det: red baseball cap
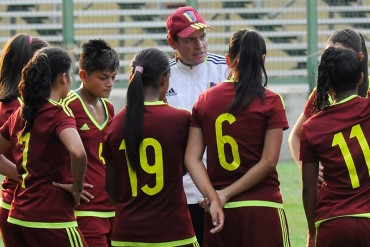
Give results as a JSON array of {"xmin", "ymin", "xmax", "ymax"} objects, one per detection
[{"xmin": 166, "ymin": 6, "xmax": 211, "ymax": 38}]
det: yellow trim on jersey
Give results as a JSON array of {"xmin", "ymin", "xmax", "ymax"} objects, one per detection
[
  {"xmin": 66, "ymin": 227, "xmax": 84, "ymax": 247},
  {"xmin": 0, "ymin": 201, "xmax": 11, "ymax": 210},
  {"xmin": 111, "ymin": 236, "xmax": 197, "ymax": 247},
  {"xmin": 74, "ymin": 210, "xmax": 115, "ymax": 218},
  {"xmin": 330, "ymin": 94, "xmax": 359, "ymax": 106},
  {"xmin": 63, "ymin": 91, "xmax": 109, "ymax": 131},
  {"xmin": 49, "ymin": 99, "xmax": 74, "ymax": 117},
  {"xmin": 224, "ymin": 200, "xmax": 284, "ymax": 209},
  {"xmin": 315, "ymin": 212, "xmax": 370, "ymax": 228},
  {"xmin": 8, "ymin": 217, "xmax": 78, "ymax": 229},
  {"xmin": 144, "ymin": 101, "xmax": 166, "ymax": 106},
  {"xmin": 16, "ymin": 96, "xmax": 23, "ymax": 105}
]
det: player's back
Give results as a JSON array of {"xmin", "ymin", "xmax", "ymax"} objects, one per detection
[
  {"xmin": 105, "ymin": 102, "xmax": 194, "ymax": 243},
  {"xmin": 301, "ymin": 95, "xmax": 370, "ymax": 221}
]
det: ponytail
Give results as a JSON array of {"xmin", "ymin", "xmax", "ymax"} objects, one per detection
[
  {"xmin": 124, "ymin": 48, "xmax": 169, "ymax": 170},
  {"xmin": 124, "ymin": 66, "xmax": 145, "ymax": 170},
  {"xmin": 227, "ymin": 29, "xmax": 267, "ymax": 112}
]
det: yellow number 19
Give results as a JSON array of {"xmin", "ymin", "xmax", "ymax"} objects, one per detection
[{"xmin": 119, "ymin": 138, "xmax": 164, "ymax": 197}]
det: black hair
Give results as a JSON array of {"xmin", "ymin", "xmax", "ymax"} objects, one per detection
[
  {"xmin": 327, "ymin": 28, "xmax": 368, "ymax": 97},
  {"xmin": 0, "ymin": 34, "xmax": 48, "ymax": 102},
  {"xmin": 78, "ymin": 39, "xmax": 119, "ymax": 74},
  {"xmin": 124, "ymin": 48, "xmax": 170, "ymax": 170},
  {"xmin": 18, "ymin": 46, "xmax": 72, "ymax": 135},
  {"xmin": 314, "ymin": 47, "xmax": 362, "ymax": 112},
  {"xmin": 227, "ymin": 29, "xmax": 267, "ymax": 112}
]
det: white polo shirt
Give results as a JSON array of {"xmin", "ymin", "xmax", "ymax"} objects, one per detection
[{"xmin": 166, "ymin": 53, "xmax": 228, "ymax": 204}]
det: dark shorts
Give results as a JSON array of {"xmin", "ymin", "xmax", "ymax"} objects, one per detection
[
  {"xmin": 0, "ymin": 206, "xmax": 15, "ymax": 247},
  {"xmin": 316, "ymin": 217, "xmax": 370, "ymax": 247},
  {"xmin": 77, "ymin": 216, "xmax": 113, "ymax": 247},
  {"xmin": 8, "ymin": 223, "xmax": 87, "ymax": 247},
  {"xmin": 203, "ymin": 206, "xmax": 290, "ymax": 247},
  {"xmin": 188, "ymin": 203, "xmax": 204, "ymax": 247}
]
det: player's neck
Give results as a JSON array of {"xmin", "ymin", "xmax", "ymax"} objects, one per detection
[
  {"xmin": 77, "ymin": 88, "xmax": 99, "ymax": 106},
  {"xmin": 333, "ymin": 89, "xmax": 359, "ymax": 103},
  {"xmin": 143, "ymin": 87, "xmax": 161, "ymax": 102}
]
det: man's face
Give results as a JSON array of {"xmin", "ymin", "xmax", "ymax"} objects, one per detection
[{"xmin": 173, "ymin": 29, "xmax": 208, "ymax": 66}]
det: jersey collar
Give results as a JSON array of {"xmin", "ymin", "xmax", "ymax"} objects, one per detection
[{"xmin": 144, "ymin": 101, "xmax": 166, "ymax": 106}]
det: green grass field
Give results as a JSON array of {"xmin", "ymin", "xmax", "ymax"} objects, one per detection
[
  {"xmin": 0, "ymin": 161, "xmax": 306, "ymax": 247},
  {"xmin": 277, "ymin": 161, "xmax": 307, "ymax": 246}
]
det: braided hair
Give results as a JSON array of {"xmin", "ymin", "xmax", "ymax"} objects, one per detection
[{"xmin": 314, "ymin": 47, "xmax": 362, "ymax": 113}]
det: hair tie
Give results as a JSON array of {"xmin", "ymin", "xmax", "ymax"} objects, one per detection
[
  {"xmin": 40, "ymin": 53, "xmax": 48, "ymax": 58},
  {"xmin": 135, "ymin": 66, "xmax": 144, "ymax": 74},
  {"xmin": 29, "ymin": 36, "xmax": 33, "ymax": 44}
]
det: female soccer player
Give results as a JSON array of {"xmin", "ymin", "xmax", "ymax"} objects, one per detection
[
  {"xmin": 103, "ymin": 48, "xmax": 223, "ymax": 247},
  {"xmin": 0, "ymin": 46, "xmax": 88, "ymax": 246},
  {"xmin": 185, "ymin": 29, "xmax": 290, "ymax": 247},
  {"xmin": 0, "ymin": 33, "xmax": 48, "ymax": 246},
  {"xmin": 62, "ymin": 39, "xmax": 119, "ymax": 247},
  {"xmin": 288, "ymin": 28, "xmax": 369, "ymax": 171},
  {"xmin": 301, "ymin": 46, "xmax": 370, "ymax": 247}
]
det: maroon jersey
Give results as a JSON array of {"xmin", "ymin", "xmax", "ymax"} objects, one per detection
[
  {"xmin": 303, "ymin": 89, "xmax": 316, "ymax": 118},
  {"xmin": 191, "ymin": 80, "xmax": 289, "ymax": 204},
  {"xmin": 300, "ymin": 95, "xmax": 370, "ymax": 223},
  {"xmin": 103, "ymin": 102, "xmax": 196, "ymax": 245},
  {"xmin": 0, "ymin": 98, "xmax": 22, "ymax": 206},
  {"xmin": 64, "ymin": 91, "xmax": 115, "ymax": 216},
  {"xmin": 0, "ymin": 100, "xmax": 78, "ymax": 228}
]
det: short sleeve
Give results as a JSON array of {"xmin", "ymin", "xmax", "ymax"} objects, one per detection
[
  {"xmin": 54, "ymin": 105, "xmax": 77, "ymax": 136},
  {"xmin": 266, "ymin": 93, "xmax": 289, "ymax": 130},
  {"xmin": 0, "ymin": 119, "xmax": 10, "ymax": 141},
  {"xmin": 299, "ymin": 124, "xmax": 319, "ymax": 162},
  {"xmin": 190, "ymin": 95, "xmax": 203, "ymax": 128},
  {"xmin": 303, "ymin": 89, "xmax": 316, "ymax": 118}
]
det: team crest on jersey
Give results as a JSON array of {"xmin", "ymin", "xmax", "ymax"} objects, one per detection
[
  {"xmin": 167, "ymin": 88, "xmax": 177, "ymax": 97},
  {"xmin": 207, "ymin": 82, "xmax": 218, "ymax": 89}
]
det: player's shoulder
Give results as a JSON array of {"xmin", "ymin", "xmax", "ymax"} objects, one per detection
[
  {"xmin": 62, "ymin": 90, "xmax": 79, "ymax": 106},
  {"xmin": 262, "ymin": 88, "xmax": 287, "ymax": 108},
  {"xmin": 48, "ymin": 99, "xmax": 75, "ymax": 118},
  {"xmin": 165, "ymin": 104, "xmax": 191, "ymax": 115}
]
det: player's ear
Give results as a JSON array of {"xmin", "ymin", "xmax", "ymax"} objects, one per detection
[
  {"xmin": 358, "ymin": 72, "xmax": 364, "ymax": 86},
  {"xmin": 225, "ymin": 53, "xmax": 231, "ymax": 67},
  {"xmin": 79, "ymin": 70, "xmax": 87, "ymax": 83},
  {"xmin": 167, "ymin": 36, "xmax": 176, "ymax": 50}
]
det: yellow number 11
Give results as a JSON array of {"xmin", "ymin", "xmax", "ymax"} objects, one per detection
[{"xmin": 332, "ymin": 124, "xmax": 370, "ymax": 188}]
